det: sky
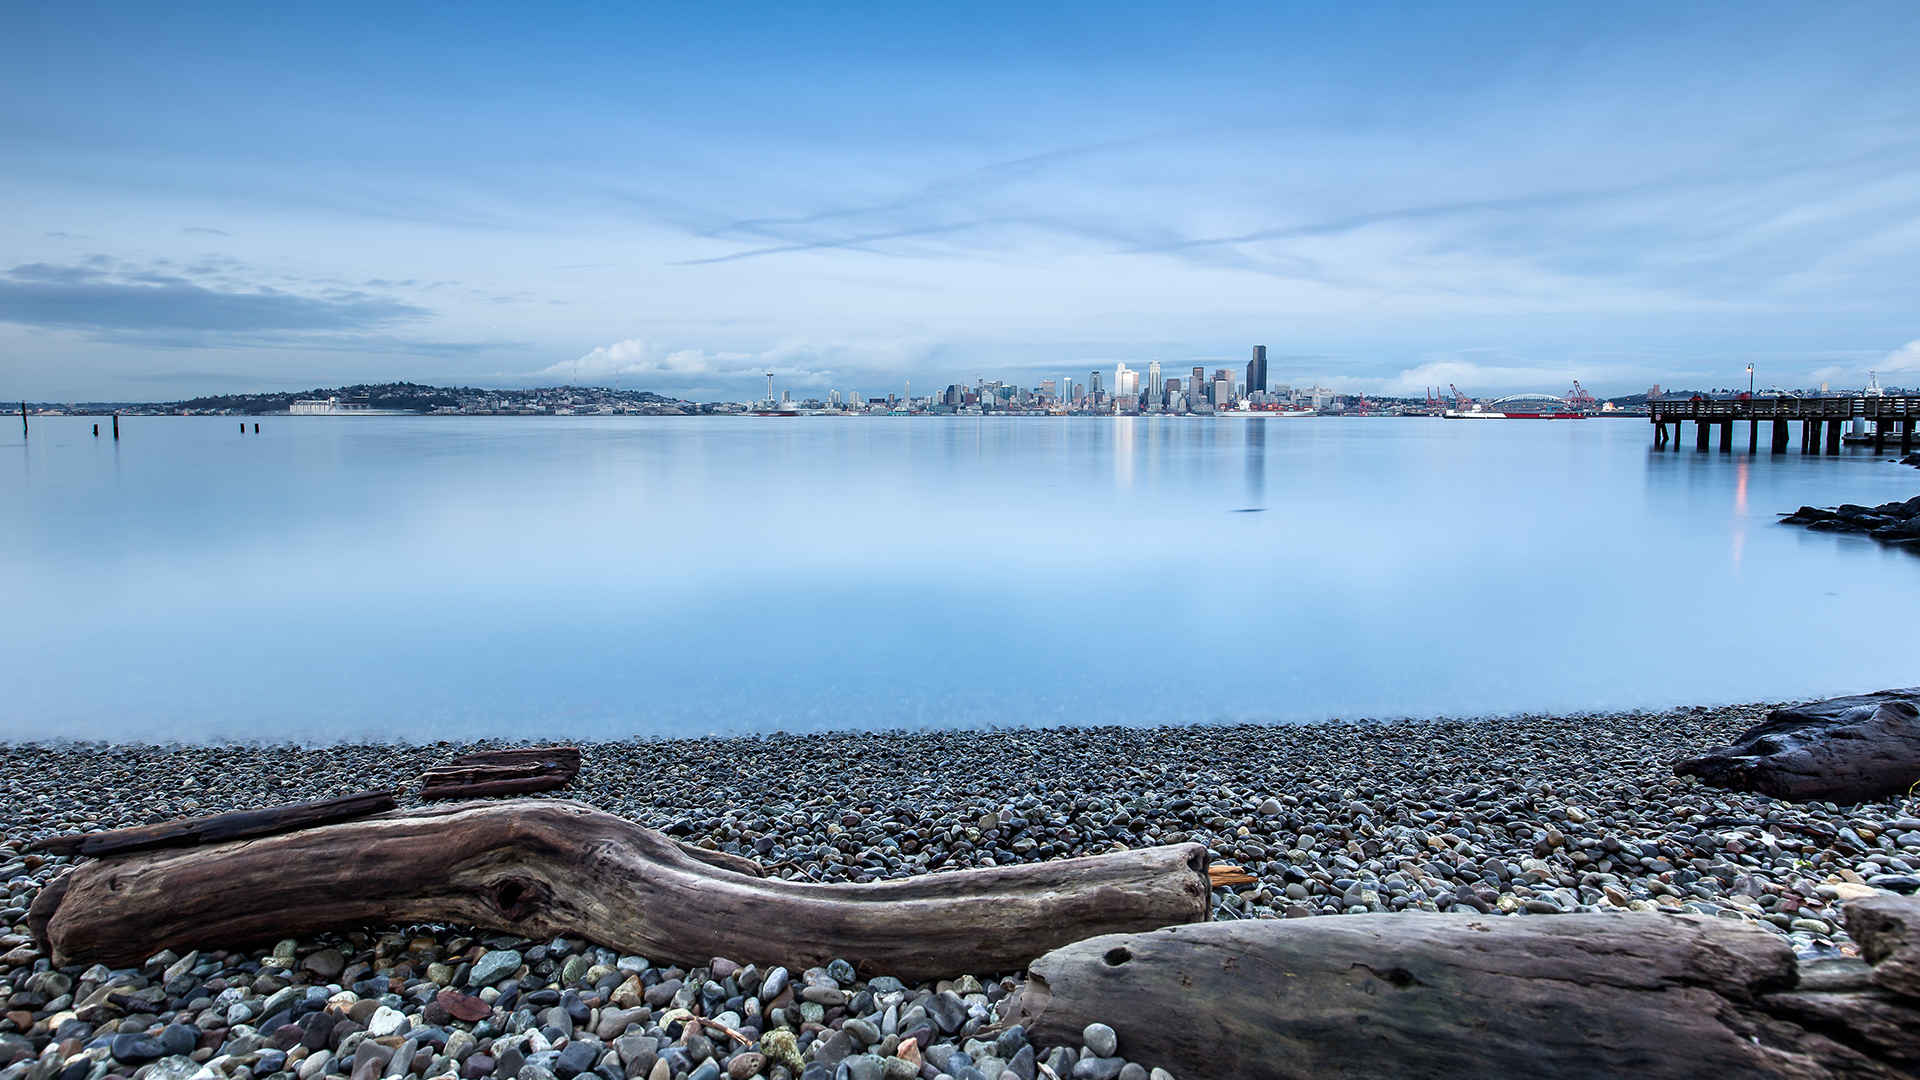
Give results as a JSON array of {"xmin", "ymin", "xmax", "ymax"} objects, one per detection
[{"xmin": 3, "ymin": 1, "xmax": 1918, "ymax": 401}]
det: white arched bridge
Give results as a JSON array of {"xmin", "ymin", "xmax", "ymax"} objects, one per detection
[{"xmin": 1484, "ymin": 393, "xmax": 1572, "ymax": 408}]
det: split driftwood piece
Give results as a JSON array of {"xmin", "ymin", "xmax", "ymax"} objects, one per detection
[
  {"xmin": 24, "ymin": 789, "xmax": 398, "ymax": 858},
  {"xmin": 418, "ymin": 746, "xmax": 581, "ymax": 799},
  {"xmin": 1674, "ymin": 688, "xmax": 1920, "ymax": 803},
  {"xmin": 448, "ymin": 746, "xmax": 583, "ymax": 771},
  {"xmin": 1002, "ymin": 903, "xmax": 1920, "ymax": 1080},
  {"xmin": 31, "ymin": 799, "xmax": 1210, "ymax": 980},
  {"xmin": 417, "ymin": 763, "xmax": 573, "ymax": 799}
]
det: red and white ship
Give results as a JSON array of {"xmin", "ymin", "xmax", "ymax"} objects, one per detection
[{"xmin": 1443, "ymin": 388, "xmax": 1590, "ymax": 420}]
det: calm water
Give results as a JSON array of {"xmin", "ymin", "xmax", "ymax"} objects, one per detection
[{"xmin": 6, "ymin": 415, "xmax": 1916, "ymax": 743}]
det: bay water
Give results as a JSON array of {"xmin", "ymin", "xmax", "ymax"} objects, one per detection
[{"xmin": 6, "ymin": 415, "xmax": 1915, "ymax": 742}]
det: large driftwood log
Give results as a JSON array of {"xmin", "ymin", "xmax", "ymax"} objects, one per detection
[
  {"xmin": 25, "ymin": 789, "xmax": 398, "ymax": 857},
  {"xmin": 31, "ymin": 799, "xmax": 1209, "ymax": 980},
  {"xmin": 1002, "ymin": 906, "xmax": 1920, "ymax": 1079},
  {"xmin": 1674, "ymin": 689, "xmax": 1920, "ymax": 803}
]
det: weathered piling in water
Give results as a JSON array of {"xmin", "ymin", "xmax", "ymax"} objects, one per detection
[
  {"xmin": 18, "ymin": 402, "xmax": 24, "ymax": 440},
  {"xmin": 112, "ymin": 413, "xmax": 119, "ymax": 439}
]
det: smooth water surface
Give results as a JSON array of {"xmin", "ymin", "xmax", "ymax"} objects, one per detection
[{"xmin": 6, "ymin": 415, "xmax": 1917, "ymax": 742}]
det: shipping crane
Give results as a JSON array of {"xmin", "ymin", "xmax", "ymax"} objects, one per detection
[
  {"xmin": 1566, "ymin": 380, "xmax": 1597, "ymax": 412},
  {"xmin": 1449, "ymin": 384, "xmax": 1470, "ymax": 411}
]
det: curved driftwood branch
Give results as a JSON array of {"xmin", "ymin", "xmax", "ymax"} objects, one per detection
[
  {"xmin": 1002, "ymin": 909, "xmax": 1920, "ymax": 1079},
  {"xmin": 32, "ymin": 799, "xmax": 1210, "ymax": 980}
]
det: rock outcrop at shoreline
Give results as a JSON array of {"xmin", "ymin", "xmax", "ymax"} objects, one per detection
[
  {"xmin": 1675, "ymin": 689, "xmax": 1920, "ymax": 804},
  {"xmin": 2, "ymin": 704, "xmax": 1918, "ymax": 1080},
  {"xmin": 1780, "ymin": 495, "xmax": 1920, "ymax": 543}
]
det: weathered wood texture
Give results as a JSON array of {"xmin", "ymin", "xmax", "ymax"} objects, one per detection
[
  {"xmin": 418, "ymin": 746, "xmax": 582, "ymax": 799},
  {"xmin": 1846, "ymin": 892, "xmax": 1920, "ymax": 998},
  {"xmin": 1002, "ymin": 910, "xmax": 1920, "ymax": 1080},
  {"xmin": 417, "ymin": 763, "xmax": 574, "ymax": 799},
  {"xmin": 447, "ymin": 746, "xmax": 583, "ymax": 771},
  {"xmin": 24, "ymin": 789, "xmax": 398, "ymax": 858},
  {"xmin": 1674, "ymin": 689, "xmax": 1920, "ymax": 803},
  {"xmin": 31, "ymin": 799, "xmax": 1210, "ymax": 980}
]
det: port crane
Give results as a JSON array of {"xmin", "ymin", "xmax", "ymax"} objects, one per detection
[
  {"xmin": 1449, "ymin": 384, "xmax": 1470, "ymax": 411},
  {"xmin": 1565, "ymin": 380, "xmax": 1598, "ymax": 412}
]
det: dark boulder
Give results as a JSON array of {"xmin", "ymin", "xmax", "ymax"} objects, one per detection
[{"xmin": 1674, "ymin": 689, "xmax": 1920, "ymax": 803}]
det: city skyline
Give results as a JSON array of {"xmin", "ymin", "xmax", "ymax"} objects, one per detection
[{"xmin": 4, "ymin": 3, "xmax": 1918, "ymax": 400}]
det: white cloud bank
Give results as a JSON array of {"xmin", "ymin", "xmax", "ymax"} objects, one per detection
[
  {"xmin": 534, "ymin": 337, "xmax": 943, "ymax": 390},
  {"xmin": 1806, "ymin": 340, "xmax": 1920, "ymax": 387}
]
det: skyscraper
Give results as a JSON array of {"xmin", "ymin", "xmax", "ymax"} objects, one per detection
[
  {"xmin": 1246, "ymin": 345, "xmax": 1267, "ymax": 396},
  {"xmin": 1191, "ymin": 366, "xmax": 1206, "ymax": 402},
  {"xmin": 1148, "ymin": 360, "xmax": 1162, "ymax": 403},
  {"xmin": 1090, "ymin": 370, "xmax": 1103, "ymax": 400}
]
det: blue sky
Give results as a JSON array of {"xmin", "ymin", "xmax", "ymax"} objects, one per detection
[{"xmin": 3, "ymin": 1, "xmax": 1917, "ymax": 400}]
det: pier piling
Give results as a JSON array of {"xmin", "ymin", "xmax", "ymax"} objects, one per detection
[
  {"xmin": 112, "ymin": 413, "xmax": 119, "ymax": 440},
  {"xmin": 18, "ymin": 402, "xmax": 24, "ymax": 440},
  {"xmin": 1695, "ymin": 420, "xmax": 1711, "ymax": 451},
  {"xmin": 1826, "ymin": 419, "xmax": 1843, "ymax": 454},
  {"xmin": 1772, "ymin": 418, "xmax": 1789, "ymax": 453},
  {"xmin": 1748, "ymin": 418, "xmax": 1757, "ymax": 453},
  {"xmin": 1906, "ymin": 421, "xmax": 1915, "ymax": 454},
  {"xmin": 1718, "ymin": 419, "xmax": 1732, "ymax": 452}
]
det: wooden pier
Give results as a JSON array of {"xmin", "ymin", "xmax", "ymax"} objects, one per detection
[{"xmin": 1647, "ymin": 395, "xmax": 1920, "ymax": 454}]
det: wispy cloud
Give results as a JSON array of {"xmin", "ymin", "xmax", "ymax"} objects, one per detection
[{"xmin": 182, "ymin": 226, "xmax": 231, "ymax": 236}]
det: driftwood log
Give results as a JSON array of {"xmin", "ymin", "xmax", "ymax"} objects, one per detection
[
  {"xmin": 448, "ymin": 746, "xmax": 583, "ymax": 771},
  {"xmin": 419, "ymin": 746, "xmax": 581, "ymax": 799},
  {"xmin": 1674, "ymin": 689, "xmax": 1920, "ymax": 803},
  {"xmin": 1003, "ymin": 900, "xmax": 1920, "ymax": 1080},
  {"xmin": 30, "ymin": 799, "xmax": 1209, "ymax": 980},
  {"xmin": 24, "ymin": 789, "xmax": 397, "ymax": 858}
]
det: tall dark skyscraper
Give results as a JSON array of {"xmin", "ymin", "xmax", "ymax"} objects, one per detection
[{"xmin": 1246, "ymin": 345, "xmax": 1268, "ymax": 396}]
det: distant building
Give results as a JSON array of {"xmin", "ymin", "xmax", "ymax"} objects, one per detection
[
  {"xmin": 1148, "ymin": 360, "xmax": 1162, "ymax": 403},
  {"xmin": 1213, "ymin": 376, "xmax": 1232, "ymax": 408},
  {"xmin": 1090, "ymin": 370, "xmax": 1104, "ymax": 401},
  {"xmin": 1246, "ymin": 345, "xmax": 1267, "ymax": 396}
]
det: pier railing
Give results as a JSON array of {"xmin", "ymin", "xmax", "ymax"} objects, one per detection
[
  {"xmin": 1647, "ymin": 396, "xmax": 1920, "ymax": 421},
  {"xmin": 1647, "ymin": 394, "xmax": 1920, "ymax": 453}
]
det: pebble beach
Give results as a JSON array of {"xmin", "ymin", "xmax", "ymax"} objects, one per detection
[{"xmin": 4, "ymin": 702, "xmax": 1918, "ymax": 1080}]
